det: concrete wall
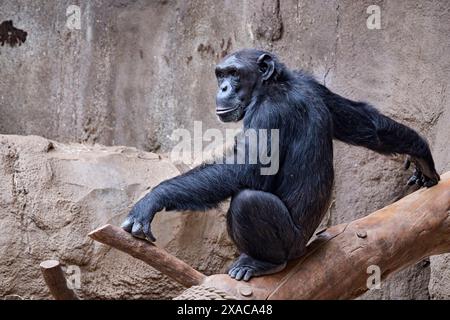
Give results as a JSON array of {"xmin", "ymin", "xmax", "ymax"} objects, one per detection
[{"xmin": 1, "ymin": 0, "xmax": 450, "ymax": 299}]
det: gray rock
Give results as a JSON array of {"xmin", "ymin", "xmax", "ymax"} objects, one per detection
[{"xmin": 0, "ymin": 135, "xmax": 236, "ymax": 299}]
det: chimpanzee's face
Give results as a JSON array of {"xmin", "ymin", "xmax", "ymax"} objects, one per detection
[{"xmin": 214, "ymin": 55, "xmax": 260, "ymax": 122}]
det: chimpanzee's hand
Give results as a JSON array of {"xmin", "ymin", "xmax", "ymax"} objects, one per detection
[
  {"xmin": 121, "ymin": 195, "xmax": 161, "ymax": 242},
  {"xmin": 404, "ymin": 156, "xmax": 440, "ymax": 188}
]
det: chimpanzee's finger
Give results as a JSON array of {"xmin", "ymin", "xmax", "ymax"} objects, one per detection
[
  {"xmin": 228, "ymin": 267, "xmax": 239, "ymax": 278},
  {"xmin": 404, "ymin": 157, "xmax": 411, "ymax": 170},
  {"xmin": 423, "ymin": 179, "xmax": 437, "ymax": 188},
  {"xmin": 143, "ymin": 222, "xmax": 156, "ymax": 242},
  {"xmin": 131, "ymin": 221, "xmax": 146, "ymax": 239},
  {"xmin": 235, "ymin": 268, "xmax": 246, "ymax": 281},
  {"xmin": 243, "ymin": 269, "xmax": 253, "ymax": 281},
  {"xmin": 121, "ymin": 217, "xmax": 134, "ymax": 232},
  {"xmin": 407, "ymin": 175, "xmax": 417, "ymax": 186},
  {"xmin": 416, "ymin": 177, "xmax": 424, "ymax": 187}
]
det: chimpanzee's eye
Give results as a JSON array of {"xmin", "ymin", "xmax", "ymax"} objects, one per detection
[{"xmin": 229, "ymin": 69, "xmax": 238, "ymax": 78}]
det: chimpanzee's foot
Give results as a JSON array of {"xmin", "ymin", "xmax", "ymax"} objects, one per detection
[{"xmin": 227, "ymin": 254, "xmax": 287, "ymax": 281}]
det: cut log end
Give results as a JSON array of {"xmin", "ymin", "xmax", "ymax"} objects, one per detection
[
  {"xmin": 39, "ymin": 260, "xmax": 60, "ymax": 269},
  {"xmin": 88, "ymin": 224, "xmax": 110, "ymax": 238},
  {"xmin": 39, "ymin": 260, "xmax": 79, "ymax": 300}
]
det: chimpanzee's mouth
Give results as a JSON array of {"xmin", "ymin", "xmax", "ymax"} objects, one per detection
[
  {"xmin": 216, "ymin": 104, "xmax": 246, "ymax": 123},
  {"xmin": 216, "ymin": 104, "xmax": 241, "ymax": 116}
]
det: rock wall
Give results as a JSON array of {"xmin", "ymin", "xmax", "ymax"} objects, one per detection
[
  {"xmin": 0, "ymin": 0, "xmax": 449, "ymax": 299},
  {"xmin": 0, "ymin": 135, "xmax": 236, "ymax": 299}
]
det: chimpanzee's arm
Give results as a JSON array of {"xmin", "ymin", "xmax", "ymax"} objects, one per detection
[
  {"xmin": 122, "ymin": 163, "xmax": 242, "ymax": 241},
  {"xmin": 148, "ymin": 163, "xmax": 241, "ymax": 211},
  {"xmin": 324, "ymin": 89, "xmax": 440, "ymax": 186}
]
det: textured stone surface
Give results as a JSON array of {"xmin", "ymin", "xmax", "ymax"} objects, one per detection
[
  {"xmin": 2, "ymin": 1, "xmax": 447, "ymax": 153},
  {"xmin": 0, "ymin": 0, "xmax": 450, "ymax": 299},
  {"xmin": 0, "ymin": 135, "xmax": 236, "ymax": 299}
]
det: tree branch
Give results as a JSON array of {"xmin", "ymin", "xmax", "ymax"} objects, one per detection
[{"xmin": 88, "ymin": 224, "xmax": 206, "ymax": 288}]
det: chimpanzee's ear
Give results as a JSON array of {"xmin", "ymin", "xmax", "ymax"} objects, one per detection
[{"xmin": 257, "ymin": 54, "xmax": 275, "ymax": 81}]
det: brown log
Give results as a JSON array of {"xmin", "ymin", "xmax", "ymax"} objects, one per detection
[
  {"xmin": 202, "ymin": 171, "xmax": 450, "ymax": 299},
  {"xmin": 88, "ymin": 224, "xmax": 206, "ymax": 287},
  {"xmin": 39, "ymin": 260, "xmax": 79, "ymax": 300}
]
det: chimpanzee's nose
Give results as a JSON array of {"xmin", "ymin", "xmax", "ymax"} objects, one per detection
[
  {"xmin": 217, "ymin": 81, "xmax": 232, "ymax": 106},
  {"xmin": 220, "ymin": 83, "xmax": 229, "ymax": 92}
]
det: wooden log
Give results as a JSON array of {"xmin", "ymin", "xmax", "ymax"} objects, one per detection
[
  {"xmin": 202, "ymin": 171, "xmax": 450, "ymax": 299},
  {"xmin": 39, "ymin": 260, "xmax": 79, "ymax": 300},
  {"xmin": 88, "ymin": 224, "xmax": 206, "ymax": 287}
]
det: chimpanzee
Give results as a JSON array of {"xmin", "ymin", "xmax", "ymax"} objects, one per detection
[{"xmin": 121, "ymin": 49, "xmax": 440, "ymax": 281}]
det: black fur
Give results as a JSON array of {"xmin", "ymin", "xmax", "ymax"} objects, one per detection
[{"xmin": 122, "ymin": 49, "xmax": 440, "ymax": 281}]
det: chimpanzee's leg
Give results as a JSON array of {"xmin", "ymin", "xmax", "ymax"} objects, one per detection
[{"xmin": 226, "ymin": 189, "xmax": 299, "ymax": 281}]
